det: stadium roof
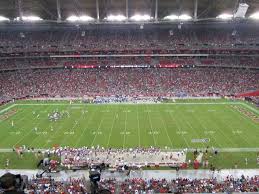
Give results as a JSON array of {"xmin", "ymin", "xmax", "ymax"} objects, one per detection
[{"xmin": 0, "ymin": 0, "xmax": 259, "ymax": 23}]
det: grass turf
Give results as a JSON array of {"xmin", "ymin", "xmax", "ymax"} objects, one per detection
[
  {"xmin": 0, "ymin": 101, "xmax": 259, "ymax": 148},
  {"xmin": 0, "ymin": 99, "xmax": 258, "ymax": 149},
  {"xmin": 0, "ymin": 152, "xmax": 258, "ymax": 169},
  {"xmin": 0, "ymin": 99, "xmax": 258, "ymax": 169}
]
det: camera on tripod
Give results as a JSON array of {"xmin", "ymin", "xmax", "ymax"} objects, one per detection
[{"xmin": 0, "ymin": 173, "xmax": 28, "ymax": 194}]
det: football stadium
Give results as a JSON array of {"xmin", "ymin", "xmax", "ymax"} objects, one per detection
[{"xmin": 0, "ymin": 0, "xmax": 259, "ymax": 193}]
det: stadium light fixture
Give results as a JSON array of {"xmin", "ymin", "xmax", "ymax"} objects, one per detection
[
  {"xmin": 106, "ymin": 14, "xmax": 127, "ymax": 21},
  {"xmin": 66, "ymin": 15, "xmax": 94, "ymax": 22},
  {"xmin": 249, "ymin": 12, "xmax": 259, "ymax": 19},
  {"xmin": 130, "ymin": 14, "xmax": 152, "ymax": 21},
  {"xmin": 0, "ymin": 16, "xmax": 10, "ymax": 21},
  {"xmin": 66, "ymin": 15, "xmax": 78, "ymax": 22},
  {"xmin": 164, "ymin": 15, "xmax": 178, "ymax": 20},
  {"xmin": 234, "ymin": 3, "xmax": 249, "ymax": 18},
  {"xmin": 15, "ymin": 16, "xmax": 43, "ymax": 21},
  {"xmin": 79, "ymin": 15, "xmax": 94, "ymax": 21},
  {"xmin": 164, "ymin": 14, "xmax": 192, "ymax": 21},
  {"xmin": 178, "ymin": 14, "xmax": 192, "ymax": 20},
  {"xmin": 216, "ymin": 13, "xmax": 233, "ymax": 20}
]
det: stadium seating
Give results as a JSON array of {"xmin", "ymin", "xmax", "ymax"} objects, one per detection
[
  {"xmin": 99, "ymin": 176, "xmax": 259, "ymax": 193},
  {"xmin": 1, "ymin": 57, "xmax": 259, "ymax": 70},
  {"xmin": 26, "ymin": 177, "xmax": 87, "ymax": 194},
  {"xmin": 0, "ymin": 68, "xmax": 258, "ymax": 104},
  {"xmin": 24, "ymin": 175, "xmax": 259, "ymax": 193},
  {"xmin": 0, "ymin": 28, "xmax": 259, "ymax": 53}
]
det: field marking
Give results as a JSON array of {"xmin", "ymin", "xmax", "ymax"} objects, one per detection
[
  {"xmin": 167, "ymin": 110, "xmax": 190, "ymax": 148},
  {"xmin": 229, "ymin": 106, "xmax": 259, "ymax": 128},
  {"xmin": 1, "ymin": 107, "xmax": 38, "ymax": 146},
  {"xmin": 14, "ymin": 102, "xmax": 245, "ymax": 106},
  {"xmin": 0, "ymin": 104, "xmax": 16, "ymax": 114},
  {"xmin": 90, "ymin": 117, "xmax": 104, "ymax": 147},
  {"xmin": 207, "ymin": 112, "xmax": 238, "ymax": 148},
  {"xmin": 14, "ymin": 101, "xmax": 258, "ymax": 112},
  {"xmin": 226, "ymin": 107, "xmax": 258, "ymax": 146},
  {"xmin": 192, "ymin": 111, "xmax": 222, "ymax": 148},
  {"xmin": 13, "ymin": 106, "xmax": 53, "ymax": 147},
  {"xmin": 58, "ymin": 109, "xmax": 86, "ymax": 146},
  {"xmin": 241, "ymin": 103, "xmax": 259, "ymax": 114},
  {"xmin": 200, "ymin": 112, "xmax": 239, "ymax": 147},
  {"xmin": 41, "ymin": 109, "xmax": 77, "ymax": 148},
  {"xmin": 1, "ymin": 101, "xmax": 257, "ymax": 149},
  {"xmin": 205, "ymin": 106, "xmax": 242, "ymax": 148},
  {"xmin": 0, "ymin": 106, "xmax": 27, "ymax": 129},
  {"xmin": 159, "ymin": 112, "xmax": 173, "ymax": 148},
  {"xmin": 106, "ymin": 112, "xmax": 117, "ymax": 147},
  {"xmin": 0, "ymin": 147, "xmax": 258, "ymax": 152},
  {"xmin": 145, "ymin": 106, "xmax": 157, "ymax": 147},
  {"xmin": 75, "ymin": 108, "xmax": 98, "ymax": 147},
  {"xmin": 0, "ymin": 107, "xmax": 29, "ymax": 146},
  {"xmin": 123, "ymin": 110, "xmax": 127, "ymax": 149},
  {"xmin": 229, "ymin": 106, "xmax": 259, "ymax": 127},
  {"xmin": 182, "ymin": 111, "xmax": 209, "ymax": 147},
  {"xmin": 136, "ymin": 106, "xmax": 141, "ymax": 147},
  {"xmin": 27, "ymin": 106, "xmax": 60, "ymax": 147}
]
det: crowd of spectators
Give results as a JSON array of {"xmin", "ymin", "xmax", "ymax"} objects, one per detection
[
  {"xmin": 4, "ymin": 175, "xmax": 256, "ymax": 193},
  {"xmin": 1, "ymin": 57, "xmax": 259, "ymax": 70},
  {"xmin": 0, "ymin": 28, "xmax": 259, "ymax": 53},
  {"xmin": 98, "ymin": 176, "xmax": 259, "ymax": 193},
  {"xmin": 1, "ymin": 172, "xmax": 258, "ymax": 194},
  {"xmin": 26, "ymin": 177, "xmax": 87, "ymax": 194},
  {"xmin": 250, "ymin": 97, "xmax": 259, "ymax": 106},
  {"xmin": 0, "ymin": 67, "xmax": 258, "ymax": 103},
  {"xmin": 54, "ymin": 146, "xmax": 185, "ymax": 168}
]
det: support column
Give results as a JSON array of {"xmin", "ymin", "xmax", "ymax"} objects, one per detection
[
  {"xmin": 17, "ymin": 0, "xmax": 23, "ymax": 21},
  {"xmin": 155, "ymin": 0, "xmax": 158, "ymax": 21},
  {"xmin": 96, "ymin": 0, "xmax": 100, "ymax": 22},
  {"xmin": 56, "ymin": 0, "xmax": 61, "ymax": 21},
  {"xmin": 194, "ymin": 0, "xmax": 198, "ymax": 20},
  {"xmin": 126, "ymin": 0, "xmax": 129, "ymax": 20}
]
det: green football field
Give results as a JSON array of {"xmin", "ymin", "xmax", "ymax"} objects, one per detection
[{"xmin": 0, "ymin": 99, "xmax": 258, "ymax": 150}]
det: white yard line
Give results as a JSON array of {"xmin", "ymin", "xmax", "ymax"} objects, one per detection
[
  {"xmin": 146, "ymin": 106, "xmax": 157, "ymax": 147},
  {"xmin": 226, "ymin": 107, "xmax": 257, "ymax": 147},
  {"xmin": 58, "ymin": 109, "xmax": 86, "ymax": 147},
  {"xmin": 2, "ymin": 107, "xmax": 27, "ymax": 125},
  {"xmin": 167, "ymin": 110, "xmax": 190, "ymax": 148},
  {"xmin": 14, "ymin": 106, "xmax": 53, "ymax": 147},
  {"xmin": 15, "ymin": 102, "xmax": 244, "ymax": 106},
  {"xmin": 229, "ymin": 106, "xmax": 259, "ymax": 128},
  {"xmin": 106, "ymin": 112, "xmax": 117, "ymax": 147},
  {"xmin": 136, "ymin": 106, "xmax": 141, "ymax": 147},
  {"xmin": 41, "ymin": 121, "xmax": 66, "ymax": 148},
  {"xmin": 90, "ymin": 117, "xmax": 104, "ymax": 147},
  {"xmin": 75, "ymin": 108, "xmax": 98, "ymax": 147},
  {"xmin": 0, "ymin": 147, "xmax": 258, "ymax": 153},
  {"xmin": 0, "ymin": 104, "xmax": 16, "ymax": 114},
  {"xmin": 2, "ymin": 101, "xmax": 257, "ymax": 149},
  {"xmin": 0, "ymin": 108, "xmax": 30, "ymax": 147},
  {"xmin": 220, "ymin": 109, "xmax": 251, "ymax": 160},
  {"xmin": 184, "ymin": 113, "xmax": 208, "ymax": 148},
  {"xmin": 241, "ymin": 103, "xmax": 259, "ymax": 114},
  {"xmin": 123, "ymin": 111, "xmax": 127, "ymax": 149},
  {"xmin": 209, "ymin": 109, "xmax": 238, "ymax": 148},
  {"xmin": 191, "ymin": 112, "xmax": 221, "ymax": 148},
  {"xmin": 159, "ymin": 112, "xmax": 173, "ymax": 147}
]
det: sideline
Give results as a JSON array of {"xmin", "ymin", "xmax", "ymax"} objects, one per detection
[
  {"xmin": 0, "ymin": 147, "xmax": 259, "ymax": 153},
  {"xmin": 4, "ymin": 101, "xmax": 257, "ymax": 114},
  {"xmin": 0, "ymin": 104, "xmax": 16, "ymax": 114},
  {"xmin": 0, "ymin": 169, "xmax": 259, "ymax": 182},
  {"xmin": 15, "ymin": 102, "xmax": 240, "ymax": 105}
]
